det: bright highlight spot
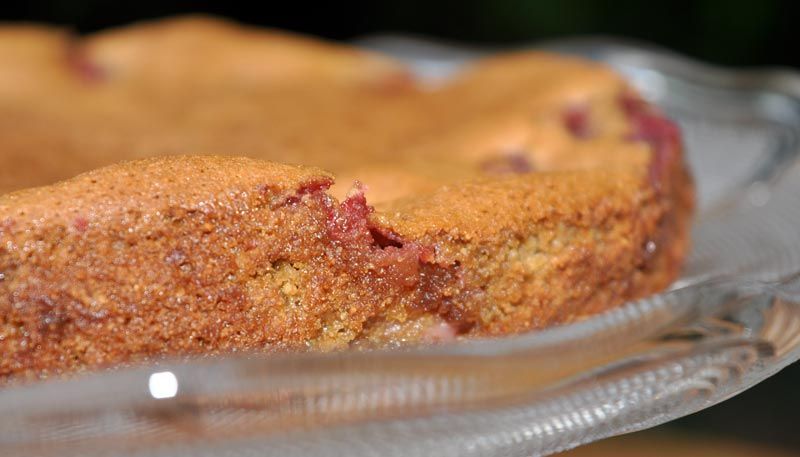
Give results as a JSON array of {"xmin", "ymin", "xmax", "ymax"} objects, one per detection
[{"xmin": 148, "ymin": 371, "xmax": 179, "ymax": 399}]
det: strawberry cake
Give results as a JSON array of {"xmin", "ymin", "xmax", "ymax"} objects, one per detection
[{"xmin": 0, "ymin": 17, "xmax": 693, "ymax": 382}]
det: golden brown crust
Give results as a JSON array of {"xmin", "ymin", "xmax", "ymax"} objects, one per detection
[
  {"xmin": 0, "ymin": 25, "xmax": 73, "ymax": 96},
  {"xmin": 0, "ymin": 16, "xmax": 694, "ymax": 382},
  {"xmin": 81, "ymin": 15, "xmax": 410, "ymax": 90},
  {"xmin": 0, "ymin": 156, "xmax": 332, "ymax": 223}
]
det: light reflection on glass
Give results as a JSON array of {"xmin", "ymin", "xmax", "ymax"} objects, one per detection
[{"xmin": 148, "ymin": 371, "xmax": 179, "ymax": 399}]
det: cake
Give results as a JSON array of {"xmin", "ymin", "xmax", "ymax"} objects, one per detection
[{"xmin": 0, "ymin": 16, "xmax": 694, "ymax": 383}]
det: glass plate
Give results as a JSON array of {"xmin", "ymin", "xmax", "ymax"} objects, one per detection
[{"xmin": 2, "ymin": 37, "xmax": 800, "ymax": 457}]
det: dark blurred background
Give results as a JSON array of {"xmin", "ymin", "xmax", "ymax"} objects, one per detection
[
  {"xmin": 3, "ymin": 0, "xmax": 799, "ymax": 453},
  {"xmin": 3, "ymin": 0, "xmax": 799, "ymax": 68}
]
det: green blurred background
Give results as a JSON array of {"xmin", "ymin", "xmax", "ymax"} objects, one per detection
[{"xmin": 3, "ymin": 0, "xmax": 799, "ymax": 453}]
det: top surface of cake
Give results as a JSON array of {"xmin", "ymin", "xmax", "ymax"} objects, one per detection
[
  {"xmin": 3, "ymin": 16, "xmax": 650, "ymax": 202},
  {"xmin": 0, "ymin": 16, "xmax": 694, "ymax": 382}
]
